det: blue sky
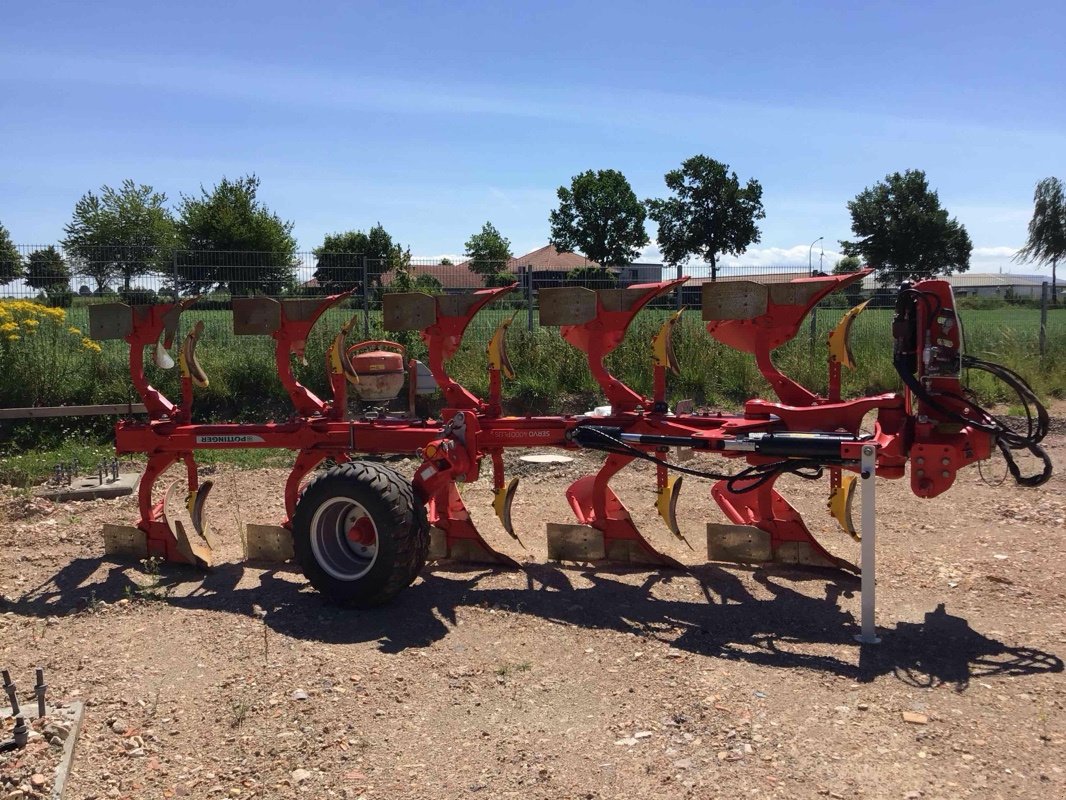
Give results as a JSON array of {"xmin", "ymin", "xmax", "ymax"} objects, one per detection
[{"xmin": 2, "ymin": 1, "xmax": 1063, "ymax": 272}]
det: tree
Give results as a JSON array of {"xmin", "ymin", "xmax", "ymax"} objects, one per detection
[
  {"xmin": 1014, "ymin": 177, "xmax": 1066, "ymax": 304},
  {"xmin": 464, "ymin": 222, "xmax": 513, "ymax": 284},
  {"xmin": 175, "ymin": 175, "xmax": 297, "ymax": 296},
  {"xmin": 313, "ymin": 225, "xmax": 408, "ymax": 292},
  {"xmin": 25, "ymin": 246, "xmax": 70, "ymax": 292},
  {"xmin": 566, "ymin": 265, "xmax": 617, "ymax": 289},
  {"xmin": 61, "ymin": 180, "xmax": 177, "ymax": 292},
  {"xmin": 833, "ymin": 255, "xmax": 863, "ymax": 274},
  {"xmin": 0, "ymin": 221, "xmax": 20, "ymax": 285},
  {"xmin": 645, "ymin": 156, "xmax": 764, "ymax": 281},
  {"xmin": 840, "ymin": 170, "xmax": 972, "ymax": 283},
  {"xmin": 833, "ymin": 255, "xmax": 865, "ymax": 306},
  {"xmin": 550, "ymin": 170, "xmax": 649, "ymax": 268}
]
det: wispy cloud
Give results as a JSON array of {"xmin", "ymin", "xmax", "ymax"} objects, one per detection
[{"xmin": 5, "ymin": 49, "xmax": 1065, "ymax": 149}]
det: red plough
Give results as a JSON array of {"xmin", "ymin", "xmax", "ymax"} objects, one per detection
[{"xmin": 88, "ymin": 273, "xmax": 1051, "ymax": 609}]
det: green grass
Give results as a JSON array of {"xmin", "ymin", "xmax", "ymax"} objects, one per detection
[{"xmin": 0, "ymin": 436, "xmax": 119, "ymax": 487}]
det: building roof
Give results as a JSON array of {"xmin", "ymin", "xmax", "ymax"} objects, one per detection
[{"xmin": 455, "ymin": 244, "xmax": 602, "ymax": 273}]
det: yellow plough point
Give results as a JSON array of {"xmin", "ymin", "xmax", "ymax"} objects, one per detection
[
  {"xmin": 828, "ymin": 300, "xmax": 870, "ymax": 369},
  {"xmin": 827, "ymin": 474, "xmax": 859, "ymax": 541},
  {"xmin": 328, "ymin": 314, "xmax": 362, "ymax": 385},
  {"xmin": 179, "ymin": 320, "xmax": 209, "ymax": 388},
  {"xmin": 656, "ymin": 475, "xmax": 692, "ymax": 549},
  {"xmin": 492, "ymin": 477, "xmax": 522, "ymax": 546},
  {"xmin": 652, "ymin": 308, "xmax": 684, "ymax": 374},
  {"xmin": 487, "ymin": 312, "xmax": 518, "ymax": 379}
]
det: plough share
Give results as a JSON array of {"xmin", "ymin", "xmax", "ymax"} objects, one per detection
[{"xmin": 88, "ymin": 271, "xmax": 1052, "ymax": 607}]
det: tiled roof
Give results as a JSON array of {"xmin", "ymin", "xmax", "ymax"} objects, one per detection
[{"xmin": 455, "ymin": 244, "xmax": 602, "ymax": 273}]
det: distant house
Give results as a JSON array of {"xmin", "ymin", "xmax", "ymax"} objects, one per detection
[
  {"xmin": 856, "ymin": 272, "xmax": 1052, "ymax": 299},
  {"xmin": 486, "ymin": 244, "xmax": 602, "ymax": 291}
]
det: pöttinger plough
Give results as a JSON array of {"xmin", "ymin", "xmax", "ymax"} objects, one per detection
[{"xmin": 87, "ymin": 271, "xmax": 1052, "ymax": 612}]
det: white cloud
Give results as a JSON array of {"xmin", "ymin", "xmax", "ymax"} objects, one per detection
[{"xmin": 632, "ymin": 242, "xmax": 1035, "ymax": 277}]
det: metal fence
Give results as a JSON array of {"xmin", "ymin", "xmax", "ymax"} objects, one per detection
[{"xmin": 2, "ymin": 244, "xmax": 1061, "ymax": 361}]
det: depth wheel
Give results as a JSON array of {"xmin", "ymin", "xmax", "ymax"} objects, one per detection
[{"xmin": 292, "ymin": 461, "xmax": 428, "ymax": 607}]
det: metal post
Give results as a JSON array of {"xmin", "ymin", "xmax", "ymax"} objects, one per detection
[
  {"xmin": 855, "ymin": 444, "xmax": 881, "ymax": 644},
  {"xmin": 808, "ymin": 306, "xmax": 817, "ymax": 361},
  {"xmin": 526, "ymin": 266, "xmax": 534, "ymax": 333},
  {"xmin": 361, "ymin": 255, "xmax": 370, "ymax": 338},
  {"xmin": 35, "ymin": 668, "xmax": 46, "ymax": 718},
  {"xmin": 1040, "ymin": 282, "xmax": 1049, "ymax": 357}
]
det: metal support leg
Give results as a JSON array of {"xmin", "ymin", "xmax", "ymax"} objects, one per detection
[{"xmin": 855, "ymin": 444, "xmax": 881, "ymax": 644}]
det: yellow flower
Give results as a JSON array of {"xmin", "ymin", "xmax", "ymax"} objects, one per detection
[
  {"xmin": 68, "ymin": 326, "xmax": 82, "ymax": 336},
  {"xmin": 81, "ymin": 337, "xmax": 102, "ymax": 354},
  {"xmin": 23, "ymin": 318, "xmax": 39, "ymax": 328},
  {"xmin": 0, "ymin": 321, "xmax": 16, "ymax": 333},
  {"xmin": 6, "ymin": 334, "xmax": 19, "ymax": 342}
]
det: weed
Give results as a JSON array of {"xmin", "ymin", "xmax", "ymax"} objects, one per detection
[
  {"xmin": 132, "ymin": 556, "xmax": 170, "ymax": 602},
  {"xmin": 143, "ymin": 690, "xmax": 160, "ymax": 722},
  {"xmin": 229, "ymin": 695, "xmax": 253, "ymax": 729},
  {"xmin": 495, "ymin": 662, "xmax": 532, "ymax": 677}
]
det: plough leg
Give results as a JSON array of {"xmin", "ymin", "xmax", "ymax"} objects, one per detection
[
  {"xmin": 136, "ymin": 452, "xmax": 213, "ymax": 566},
  {"xmin": 710, "ymin": 475, "xmax": 857, "ymax": 572},
  {"xmin": 556, "ymin": 453, "xmax": 684, "ymax": 568},
  {"xmin": 427, "ymin": 481, "xmax": 520, "ymax": 567}
]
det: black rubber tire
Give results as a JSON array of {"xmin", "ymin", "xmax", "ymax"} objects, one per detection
[{"xmin": 292, "ymin": 461, "xmax": 428, "ymax": 607}]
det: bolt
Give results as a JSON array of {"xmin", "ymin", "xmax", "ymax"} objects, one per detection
[
  {"xmin": 941, "ymin": 470, "xmax": 950, "ymax": 478},
  {"xmin": 941, "ymin": 457, "xmax": 950, "ymax": 466},
  {"xmin": 2, "ymin": 670, "xmax": 19, "ymax": 717},
  {"xmin": 862, "ymin": 446, "xmax": 875, "ymax": 457},
  {"xmin": 916, "ymin": 457, "xmax": 925, "ymax": 465},
  {"xmin": 917, "ymin": 469, "xmax": 924, "ymax": 477},
  {"xmin": 11, "ymin": 716, "xmax": 27, "ymax": 748},
  {"xmin": 35, "ymin": 668, "xmax": 46, "ymax": 719}
]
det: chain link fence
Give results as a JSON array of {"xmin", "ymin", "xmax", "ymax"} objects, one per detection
[{"xmin": 2, "ymin": 245, "xmax": 1062, "ymax": 407}]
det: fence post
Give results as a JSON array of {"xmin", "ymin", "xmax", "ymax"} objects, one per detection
[
  {"xmin": 526, "ymin": 265, "xmax": 534, "ymax": 332},
  {"xmin": 1040, "ymin": 281, "xmax": 1049, "ymax": 357},
  {"xmin": 172, "ymin": 249, "xmax": 178, "ymax": 297},
  {"xmin": 361, "ymin": 255, "xmax": 370, "ymax": 338},
  {"xmin": 676, "ymin": 262, "xmax": 683, "ymax": 310},
  {"xmin": 808, "ymin": 305, "xmax": 818, "ymax": 360}
]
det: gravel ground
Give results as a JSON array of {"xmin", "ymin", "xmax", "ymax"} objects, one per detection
[{"xmin": 0, "ymin": 414, "xmax": 1063, "ymax": 800}]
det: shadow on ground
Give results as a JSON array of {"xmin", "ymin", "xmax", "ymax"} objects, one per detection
[{"xmin": 7, "ymin": 557, "xmax": 1062, "ymax": 690}]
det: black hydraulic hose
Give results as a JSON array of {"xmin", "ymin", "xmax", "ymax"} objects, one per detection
[
  {"xmin": 570, "ymin": 425, "xmax": 828, "ymax": 494},
  {"xmin": 892, "ymin": 288, "xmax": 1052, "ymax": 488}
]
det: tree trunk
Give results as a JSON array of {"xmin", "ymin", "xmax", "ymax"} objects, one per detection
[
  {"xmin": 710, "ymin": 253, "xmax": 717, "ymax": 282},
  {"xmin": 1054, "ymin": 259, "xmax": 1058, "ymax": 305}
]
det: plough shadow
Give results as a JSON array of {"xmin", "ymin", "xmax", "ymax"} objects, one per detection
[{"xmin": 8, "ymin": 557, "xmax": 1062, "ymax": 691}]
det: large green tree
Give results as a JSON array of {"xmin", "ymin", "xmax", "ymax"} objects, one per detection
[
  {"xmin": 175, "ymin": 175, "xmax": 297, "ymax": 296},
  {"xmin": 840, "ymin": 170, "xmax": 971, "ymax": 283},
  {"xmin": 1014, "ymin": 176, "xmax": 1066, "ymax": 304},
  {"xmin": 24, "ymin": 246, "xmax": 70, "ymax": 291},
  {"xmin": 464, "ymin": 222, "xmax": 513, "ymax": 285},
  {"xmin": 645, "ymin": 156, "xmax": 764, "ymax": 280},
  {"xmin": 550, "ymin": 169, "xmax": 649, "ymax": 268},
  {"xmin": 313, "ymin": 225, "xmax": 407, "ymax": 292},
  {"xmin": 0, "ymin": 221, "xmax": 20, "ymax": 285},
  {"xmin": 61, "ymin": 180, "xmax": 177, "ymax": 291}
]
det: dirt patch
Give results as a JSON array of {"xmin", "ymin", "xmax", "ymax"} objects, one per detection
[{"xmin": 0, "ymin": 419, "xmax": 1064, "ymax": 799}]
